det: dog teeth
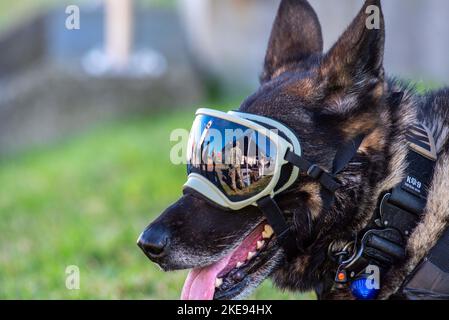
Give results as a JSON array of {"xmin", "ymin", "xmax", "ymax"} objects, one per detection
[
  {"xmin": 265, "ymin": 224, "xmax": 274, "ymax": 235},
  {"xmin": 262, "ymin": 224, "xmax": 274, "ymax": 239},
  {"xmin": 256, "ymin": 240, "xmax": 265, "ymax": 250},
  {"xmin": 236, "ymin": 262, "xmax": 244, "ymax": 268},
  {"xmin": 215, "ymin": 278, "xmax": 223, "ymax": 288},
  {"xmin": 247, "ymin": 251, "xmax": 256, "ymax": 260}
]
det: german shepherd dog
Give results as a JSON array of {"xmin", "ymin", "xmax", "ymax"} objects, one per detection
[{"xmin": 138, "ymin": 0, "xmax": 449, "ymax": 299}]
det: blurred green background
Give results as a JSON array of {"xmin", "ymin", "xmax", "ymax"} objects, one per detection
[{"xmin": 0, "ymin": 0, "xmax": 312, "ymax": 298}]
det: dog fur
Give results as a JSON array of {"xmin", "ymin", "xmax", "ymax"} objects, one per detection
[{"xmin": 139, "ymin": 0, "xmax": 449, "ymax": 300}]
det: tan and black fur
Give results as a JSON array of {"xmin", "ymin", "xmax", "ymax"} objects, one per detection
[{"xmin": 138, "ymin": 0, "xmax": 449, "ymax": 300}]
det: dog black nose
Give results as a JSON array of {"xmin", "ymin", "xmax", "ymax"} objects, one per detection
[{"xmin": 137, "ymin": 225, "xmax": 169, "ymax": 258}]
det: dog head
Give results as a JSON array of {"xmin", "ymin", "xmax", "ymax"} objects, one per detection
[{"xmin": 138, "ymin": 0, "xmax": 395, "ymax": 300}]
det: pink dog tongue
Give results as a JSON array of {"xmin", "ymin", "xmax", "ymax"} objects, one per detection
[
  {"xmin": 181, "ymin": 254, "xmax": 232, "ymax": 300},
  {"xmin": 180, "ymin": 223, "xmax": 266, "ymax": 300}
]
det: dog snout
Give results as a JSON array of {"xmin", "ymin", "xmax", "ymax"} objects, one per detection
[{"xmin": 137, "ymin": 224, "xmax": 170, "ymax": 260}]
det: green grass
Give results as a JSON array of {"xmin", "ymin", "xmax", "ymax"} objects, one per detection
[
  {"xmin": 0, "ymin": 0, "xmax": 72, "ymax": 31},
  {"xmin": 0, "ymin": 108, "xmax": 314, "ymax": 300}
]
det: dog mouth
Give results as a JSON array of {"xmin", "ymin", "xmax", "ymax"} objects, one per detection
[{"xmin": 181, "ymin": 222, "xmax": 280, "ymax": 300}]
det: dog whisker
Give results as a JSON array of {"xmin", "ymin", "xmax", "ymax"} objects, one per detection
[{"xmin": 213, "ymin": 234, "xmax": 240, "ymax": 242}]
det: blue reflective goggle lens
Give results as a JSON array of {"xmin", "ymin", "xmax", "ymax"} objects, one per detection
[{"xmin": 186, "ymin": 115, "xmax": 278, "ymax": 202}]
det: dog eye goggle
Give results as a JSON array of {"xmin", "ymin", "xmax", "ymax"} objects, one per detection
[
  {"xmin": 183, "ymin": 108, "xmax": 364, "ymax": 259},
  {"xmin": 184, "ymin": 109, "xmax": 302, "ymax": 210}
]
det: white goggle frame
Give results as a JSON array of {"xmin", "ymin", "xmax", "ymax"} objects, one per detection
[{"xmin": 183, "ymin": 108, "xmax": 302, "ymax": 211}]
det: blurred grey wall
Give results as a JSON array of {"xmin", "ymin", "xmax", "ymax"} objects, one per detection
[
  {"xmin": 0, "ymin": 5, "xmax": 204, "ymax": 154},
  {"xmin": 314, "ymin": 0, "xmax": 449, "ymax": 84},
  {"xmin": 179, "ymin": 0, "xmax": 449, "ymax": 91}
]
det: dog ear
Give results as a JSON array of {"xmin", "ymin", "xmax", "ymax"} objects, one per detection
[
  {"xmin": 261, "ymin": 0, "xmax": 323, "ymax": 83},
  {"xmin": 320, "ymin": 0, "xmax": 385, "ymax": 93}
]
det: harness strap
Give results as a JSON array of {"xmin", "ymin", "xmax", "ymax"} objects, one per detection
[
  {"xmin": 331, "ymin": 117, "xmax": 438, "ymax": 299},
  {"xmin": 397, "ymin": 226, "xmax": 449, "ymax": 299},
  {"xmin": 257, "ymin": 196, "xmax": 298, "ymax": 260}
]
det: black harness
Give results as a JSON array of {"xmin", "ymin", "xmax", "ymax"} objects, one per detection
[
  {"xmin": 399, "ymin": 227, "xmax": 449, "ymax": 299},
  {"xmin": 329, "ymin": 121, "xmax": 437, "ymax": 298},
  {"xmin": 256, "ymin": 92, "xmax": 449, "ymax": 299}
]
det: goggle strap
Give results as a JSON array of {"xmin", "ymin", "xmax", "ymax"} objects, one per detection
[
  {"xmin": 332, "ymin": 134, "xmax": 366, "ymax": 175},
  {"xmin": 257, "ymin": 196, "xmax": 299, "ymax": 260},
  {"xmin": 284, "ymin": 150, "xmax": 315, "ymax": 173},
  {"xmin": 285, "ymin": 151, "xmax": 341, "ymax": 193}
]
